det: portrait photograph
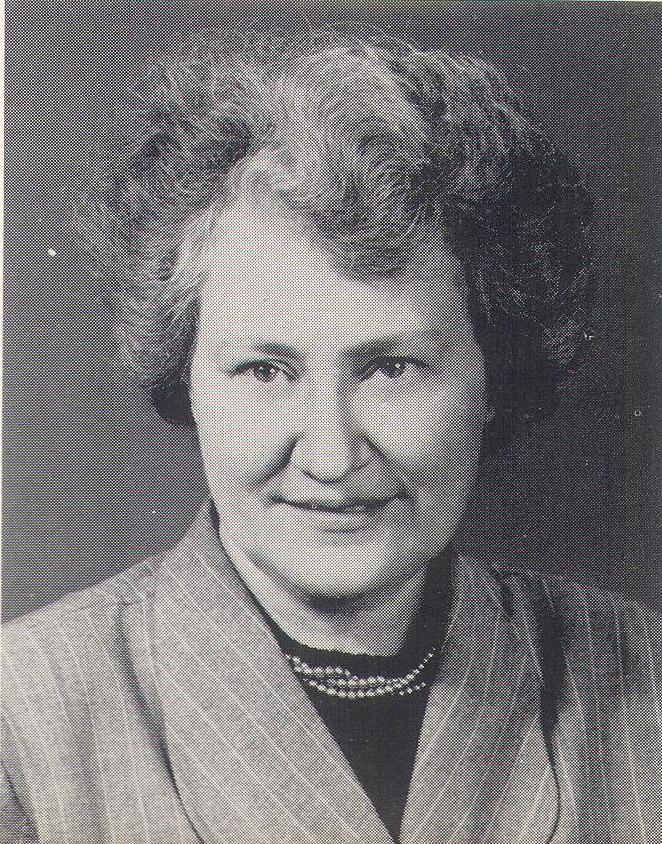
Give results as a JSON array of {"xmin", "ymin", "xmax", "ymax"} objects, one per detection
[{"xmin": 2, "ymin": 1, "xmax": 661, "ymax": 842}]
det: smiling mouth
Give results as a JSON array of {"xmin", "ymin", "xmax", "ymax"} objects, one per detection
[{"xmin": 277, "ymin": 497, "xmax": 399, "ymax": 514}]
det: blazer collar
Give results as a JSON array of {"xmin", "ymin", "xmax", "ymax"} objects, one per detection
[
  {"xmin": 401, "ymin": 564, "xmax": 558, "ymax": 844},
  {"xmin": 151, "ymin": 501, "xmax": 393, "ymax": 844},
  {"xmin": 150, "ymin": 501, "xmax": 557, "ymax": 844}
]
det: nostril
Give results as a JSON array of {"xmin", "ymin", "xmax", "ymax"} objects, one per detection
[
  {"xmin": 289, "ymin": 391, "xmax": 373, "ymax": 481},
  {"xmin": 297, "ymin": 458, "xmax": 369, "ymax": 484},
  {"xmin": 290, "ymin": 440, "xmax": 372, "ymax": 483}
]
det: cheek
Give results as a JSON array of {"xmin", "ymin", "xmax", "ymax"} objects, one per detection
[
  {"xmin": 191, "ymin": 384, "xmax": 291, "ymax": 489},
  {"xmin": 362, "ymin": 381, "xmax": 487, "ymax": 482}
]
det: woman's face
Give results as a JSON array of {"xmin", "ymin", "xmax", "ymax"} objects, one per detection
[{"xmin": 189, "ymin": 202, "xmax": 489, "ymax": 602}]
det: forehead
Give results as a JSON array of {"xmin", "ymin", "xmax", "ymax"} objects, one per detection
[{"xmin": 196, "ymin": 201, "xmax": 467, "ymax": 345}]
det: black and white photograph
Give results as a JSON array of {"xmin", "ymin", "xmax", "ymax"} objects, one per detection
[{"xmin": 3, "ymin": 2, "xmax": 662, "ymax": 842}]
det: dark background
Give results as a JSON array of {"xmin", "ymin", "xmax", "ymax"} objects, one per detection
[{"xmin": 3, "ymin": 0, "xmax": 661, "ymax": 620}]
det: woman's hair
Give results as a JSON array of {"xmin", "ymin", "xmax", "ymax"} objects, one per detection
[{"xmin": 86, "ymin": 30, "xmax": 594, "ymax": 441}]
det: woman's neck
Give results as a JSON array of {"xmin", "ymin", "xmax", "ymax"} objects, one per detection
[{"xmin": 219, "ymin": 534, "xmax": 428, "ymax": 656}]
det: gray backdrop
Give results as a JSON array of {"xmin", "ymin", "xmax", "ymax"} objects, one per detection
[{"xmin": 3, "ymin": 0, "xmax": 661, "ymax": 620}]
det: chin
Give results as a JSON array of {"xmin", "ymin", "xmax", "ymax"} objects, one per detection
[
  {"xmin": 298, "ymin": 577, "xmax": 384, "ymax": 604},
  {"xmin": 266, "ymin": 543, "xmax": 422, "ymax": 604}
]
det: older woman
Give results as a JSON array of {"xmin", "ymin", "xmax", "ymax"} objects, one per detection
[{"xmin": 2, "ymin": 32, "xmax": 661, "ymax": 844}]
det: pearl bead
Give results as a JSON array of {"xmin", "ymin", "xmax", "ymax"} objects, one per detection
[{"xmin": 288, "ymin": 645, "xmax": 436, "ymax": 701}]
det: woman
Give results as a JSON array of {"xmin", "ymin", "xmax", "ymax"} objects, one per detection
[{"xmin": 2, "ymin": 32, "xmax": 661, "ymax": 844}]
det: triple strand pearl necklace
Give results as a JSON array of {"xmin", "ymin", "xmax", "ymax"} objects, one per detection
[{"xmin": 285, "ymin": 646, "xmax": 438, "ymax": 699}]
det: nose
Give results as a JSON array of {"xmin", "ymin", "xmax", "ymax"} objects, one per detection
[{"xmin": 289, "ymin": 383, "xmax": 370, "ymax": 483}]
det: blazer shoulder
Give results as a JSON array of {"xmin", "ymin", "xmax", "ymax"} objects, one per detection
[
  {"xmin": 490, "ymin": 566, "xmax": 662, "ymax": 681},
  {"xmin": 500, "ymin": 567, "xmax": 659, "ymax": 622},
  {"xmin": 1, "ymin": 554, "xmax": 171, "ymax": 833},
  {"xmin": 2, "ymin": 553, "xmax": 165, "ymax": 652},
  {"xmin": 2, "ymin": 552, "xmax": 170, "ymax": 744}
]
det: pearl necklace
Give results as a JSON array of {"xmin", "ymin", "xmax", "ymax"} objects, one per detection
[{"xmin": 285, "ymin": 646, "xmax": 438, "ymax": 699}]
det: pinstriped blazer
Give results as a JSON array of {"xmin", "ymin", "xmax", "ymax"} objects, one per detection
[{"xmin": 2, "ymin": 501, "xmax": 662, "ymax": 844}]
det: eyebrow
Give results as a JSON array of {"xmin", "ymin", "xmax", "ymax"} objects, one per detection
[{"xmin": 218, "ymin": 331, "xmax": 448, "ymax": 360}]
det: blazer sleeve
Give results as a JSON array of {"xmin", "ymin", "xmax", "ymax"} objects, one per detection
[
  {"xmin": 2, "ymin": 642, "xmax": 40, "ymax": 844},
  {"xmin": 0, "ymin": 759, "xmax": 36, "ymax": 844}
]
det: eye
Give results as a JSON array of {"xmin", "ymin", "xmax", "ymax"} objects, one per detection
[
  {"xmin": 234, "ymin": 362, "xmax": 290, "ymax": 383},
  {"xmin": 363, "ymin": 357, "xmax": 427, "ymax": 380},
  {"xmin": 378, "ymin": 359, "xmax": 410, "ymax": 378}
]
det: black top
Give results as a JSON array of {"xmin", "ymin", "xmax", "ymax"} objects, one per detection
[
  {"xmin": 271, "ymin": 633, "xmax": 434, "ymax": 840},
  {"xmin": 258, "ymin": 559, "xmax": 453, "ymax": 842}
]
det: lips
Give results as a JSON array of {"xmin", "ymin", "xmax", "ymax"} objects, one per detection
[
  {"xmin": 284, "ymin": 499, "xmax": 391, "ymax": 514},
  {"xmin": 270, "ymin": 493, "xmax": 405, "ymax": 534},
  {"xmin": 272, "ymin": 493, "xmax": 402, "ymax": 513}
]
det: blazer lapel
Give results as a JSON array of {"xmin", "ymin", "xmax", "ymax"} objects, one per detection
[
  {"xmin": 401, "ymin": 562, "xmax": 559, "ymax": 844},
  {"xmin": 150, "ymin": 502, "xmax": 394, "ymax": 844}
]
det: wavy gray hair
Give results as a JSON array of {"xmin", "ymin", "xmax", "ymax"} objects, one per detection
[{"xmin": 85, "ymin": 31, "xmax": 593, "ymax": 440}]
